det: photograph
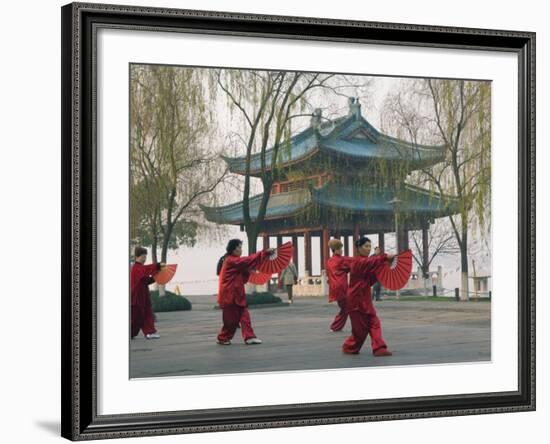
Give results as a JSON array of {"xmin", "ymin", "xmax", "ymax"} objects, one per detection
[{"xmin": 128, "ymin": 64, "xmax": 492, "ymax": 378}]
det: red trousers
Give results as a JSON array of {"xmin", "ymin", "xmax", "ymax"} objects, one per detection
[
  {"xmin": 330, "ymin": 298, "xmax": 349, "ymax": 332},
  {"xmin": 131, "ymin": 300, "xmax": 157, "ymax": 338},
  {"xmin": 342, "ymin": 310, "xmax": 387, "ymax": 354},
  {"xmin": 217, "ymin": 304, "xmax": 257, "ymax": 342}
]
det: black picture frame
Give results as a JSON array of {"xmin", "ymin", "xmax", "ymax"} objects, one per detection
[{"xmin": 61, "ymin": 2, "xmax": 536, "ymax": 440}]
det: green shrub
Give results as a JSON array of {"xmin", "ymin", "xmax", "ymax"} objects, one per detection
[
  {"xmin": 150, "ymin": 290, "xmax": 192, "ymax": 312},
  {"xmin": 246, "ymin": 291, "xmax": 282, "ymax": 306}
]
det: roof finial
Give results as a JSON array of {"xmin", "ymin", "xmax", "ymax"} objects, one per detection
[
  {"xmin": 348, "ymin": 97, "xmax": 361, "ymax": 119},
  {"xmin": 310, "ymin": 108, "xmax": 323, "ymax": 130}
]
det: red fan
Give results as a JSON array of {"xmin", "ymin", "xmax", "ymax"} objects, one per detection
[
  {"xmin": 247, "ymin": 269, "xmax": 272, "ymax": 285},
  {"xmin": 154, "ymin": 264, "xmax": 178, "ymax": 285},
  {"xmin": 375, "ymin": 249, "xmax": 412, "ymax": 290},
  {"xmin": 257, "ymin": 241, "xmax": 294, "ymax": 274}
]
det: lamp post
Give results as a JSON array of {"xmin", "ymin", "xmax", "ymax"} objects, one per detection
[{"xmin": 388, "ymin": 197, "xmax": 402, "ymax": 299}]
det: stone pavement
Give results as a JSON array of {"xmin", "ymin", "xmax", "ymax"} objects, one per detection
[{"xmin": 130, "ymin": 295, "xmax": 490, "ymax": 378}]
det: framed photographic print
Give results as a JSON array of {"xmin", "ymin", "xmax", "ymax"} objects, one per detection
[{"xmin": 61, "ymin": 2, "xmax": 535, "ymax": 440}]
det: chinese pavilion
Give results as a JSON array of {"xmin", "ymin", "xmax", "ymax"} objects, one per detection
[{"xmin": 201, "ymin": 98, "xmax": 458, "ymax": 279}]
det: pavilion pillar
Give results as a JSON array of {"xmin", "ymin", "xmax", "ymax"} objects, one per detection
[
  {"xmin": 320, "ymin": 228, "xmax": 329, "ymax": 270},
  {"xmin": 353, "ymin": 222, "xmax": 360, "ymax": 256},
  {"xmin": 344, "ymin": 235, "xmax": 350, "ymax": 257},
  {"xmin": 378, "ymin": 232, "xmax": 385, "ymax": 252},
  {"xmin": 395, "ymin": 230, "xmax": 403, "ymax": 253},
  {"xmin": 277, "ymin": 235, "xmax": 283, "ymax": 248},
  {"xmin": 304, "ymin": 231, "xmax": 312, "ymax": 276},
  {"xmin": 397, "ymin": 227, "xmax": 409, "ymax": 252},
  {"xmin": 422, "ymin": 224, "xmax": 429, "ymax": 278},
  {"xmin": 396, "ymin": 228, "xmax": 401, "ymax": 252},
  {"xmin": 291, "ymin": 234, "xmax": 299, "ymax": 271},
  {"xmin": 262, "ymin": 234, "xmax": 270, "ymax": 251}
]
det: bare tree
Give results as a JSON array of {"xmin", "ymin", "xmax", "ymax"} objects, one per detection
[
  {"xmin": 381, "ymin": 78, "xmax": 491, "ymax": 300},
  {"xmin": 216, "ymin": 69, "xmax": 343, "ymax": 253},
  {"xmin": 410, "ymin": 221, "xmax": 460, "ymax": 270},
  {"xmin": 409, "ymin": 221, "xmax": 460, "ymax": 295}
]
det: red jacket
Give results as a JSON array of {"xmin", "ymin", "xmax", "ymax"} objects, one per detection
[
  {"xmin": 326, "ymin": 254, "xmax": 352, "ymax": 302},
  {"xmin": 347, "ymin": 254, "xmax": 387, "ymax": 314},
  {"xmin": 217, "ymin": 250, "xmax": 269, "ymax": 307},
  {"xmin": 130, "ymin": 262, "xmax": 160, "ymax": 306}
]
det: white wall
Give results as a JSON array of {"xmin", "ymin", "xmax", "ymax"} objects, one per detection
[{"xmin": 0, "ymin": 0, "xmax": 546, "ymax": 443}]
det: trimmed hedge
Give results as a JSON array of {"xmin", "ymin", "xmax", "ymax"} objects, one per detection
[
  {"xmin": 150, "ymin": 290, "xmax": 192, "ymax": 312},
  {"xmin": 246, "ymin": 291, "xmax": 282, "ymax": 306}
]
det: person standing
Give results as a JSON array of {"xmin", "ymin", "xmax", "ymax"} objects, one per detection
[
  {"xmin": 326, "ymin": 239, "xmax": 352, "ymax": 332},
  {"xmin": 216, "ymin": 239, "xmax": 273, "ymax": 345},
  {"xmin": 130, "ymin": 246, "xmax": 161, "ymax": 339},
  {"xmin": 280, "ymin": 260, "xmax": 298, "ymax": 304},
  {"xmin": 342, "ymin": 237, "xmax": 394, "ymax": 356}
]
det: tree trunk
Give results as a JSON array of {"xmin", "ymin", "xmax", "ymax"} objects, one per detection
[
  {"xmin": 460, "ymin": 226, "xmax": 469, "ymax": 301},
  {"xmin": 151, "ymin": 238, "xmax": 158, "ymax": 264},
  {"xmin": 159, "ymin": 223, "xmax": 174, "ymax": 297},
  {"xmin": 421, "ymin": 225, "xmax": 430, "ymax": 297},
  {"xmin": 161, "ymin": 223, "xmax": 173, "ymax": 263},
  {"xmin": 244, "ymin": 228, "xmax": 259, "ymax": 293}
]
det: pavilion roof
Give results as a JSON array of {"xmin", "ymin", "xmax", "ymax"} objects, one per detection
[
  {"xmin": 221, "ymin": 104, "xmax": 445, "ymax": 176},
  {"xmin": 200, "ymin": 183, "xmax": 459, "ymax": 226}
]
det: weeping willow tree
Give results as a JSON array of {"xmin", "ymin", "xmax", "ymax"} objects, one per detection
[
  {"xmin": 381, "ymin": 78, "xmax": 491, "ymax": 300},
  {"xmin": 130, "ymin": 65, "xmax": 227, "ymax": 267},
  {"xmin": 215, "ymin": 69, "xmax": 342, "ymax": 253}
]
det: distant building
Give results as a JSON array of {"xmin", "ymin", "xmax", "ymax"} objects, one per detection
[
  {"xmin": 470, "ymin": 275, "xmax": 491, "ymax": 298},
  {"xmin": 409, "ymin": 265, "xmax": 444, "ymax": 292}
]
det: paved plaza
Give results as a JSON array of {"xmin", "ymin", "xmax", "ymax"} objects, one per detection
[{"xmin": 130, "ymin": 295, "xmax": 491, "ymax": 378}]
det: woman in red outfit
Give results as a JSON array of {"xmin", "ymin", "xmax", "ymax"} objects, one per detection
[
  {"xmin": 130, "ymin": 246, "xmax": 162, "ymax": 339},
  {"xmin": 326, "ymin": 239, "xmax": 352, "ymax": 332},
  {"xmin": 216, "ymin": 239, "xmax": 274, "ymax": 345},
  {"xmin": 342, "ymin": 237, "xmax": 394, "ymax": 356}
]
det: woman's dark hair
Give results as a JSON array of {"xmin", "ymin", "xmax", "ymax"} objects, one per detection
[
  {"xmin": 134, "ymin": 246, "xmax": 147, "ymax": 258},
  {"xmin": 216, "ymin": 239, "xmax": 243, "ymax": 275},
  {"xmin": 354, "ymin": 236, "xmax": 371, "ymax": 248},
  {"xmin": 226, "ymin": 239, "xmax": 243, "ymax": 254}
]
